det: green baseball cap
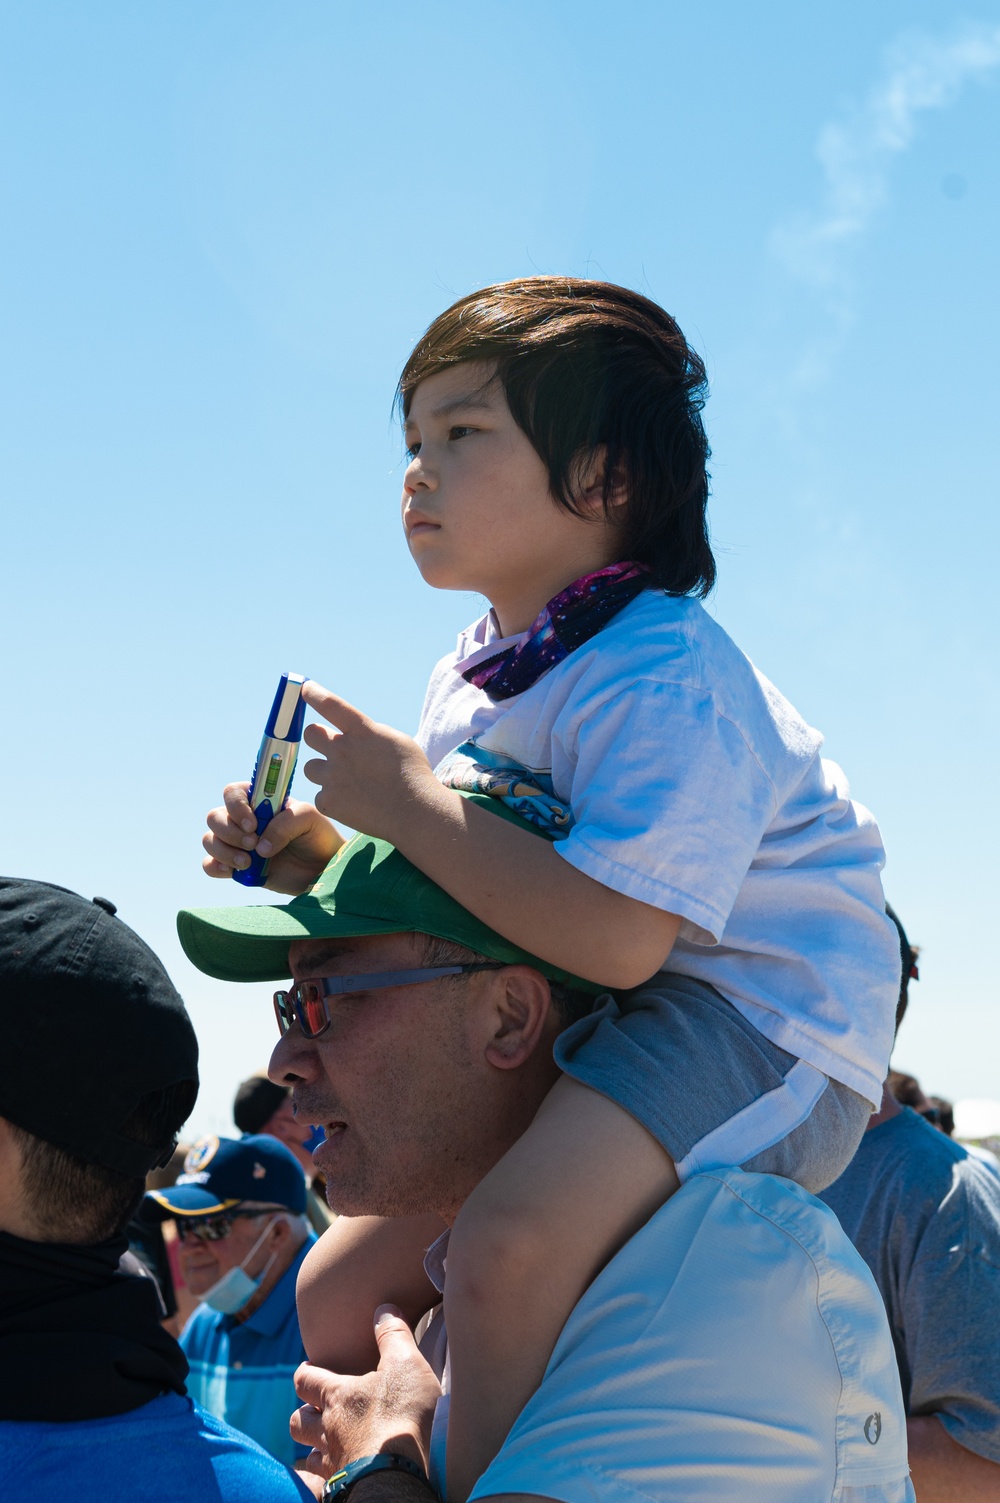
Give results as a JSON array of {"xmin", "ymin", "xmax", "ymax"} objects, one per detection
[{"xmin": 176, "ymin": 794, "xmax": 602, "ymax": 993}]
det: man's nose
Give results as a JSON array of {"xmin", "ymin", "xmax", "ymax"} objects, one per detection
[{"xmin": 268, "ymin": 1029, "xmax": 318, "ymax": 1088}]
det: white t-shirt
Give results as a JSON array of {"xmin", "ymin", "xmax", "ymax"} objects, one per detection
[
  {"xmin": 423, "ymin": 1170, "xmax": 914, "ymax": 1503},
  {"xmin": 416, "ymin": 590, "xmax": 898, "ymax": 1105}
]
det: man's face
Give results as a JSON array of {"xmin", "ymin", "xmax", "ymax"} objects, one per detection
[
  {"xmin": 401, "ymin": 363, "xmax": 613, "ymax": 625},
  {"xmin": 175, "ymin": 1208, "xmax": 281, "ymax": 1299},
  {"xmin": 268, "ymin": 932, "xmax": 514, "ymax": 1221}
]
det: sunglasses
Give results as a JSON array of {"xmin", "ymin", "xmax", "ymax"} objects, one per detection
[
  {"xmin": 174, "ymin": 1209, "xmax": 282, "ymax": 1244},
  {"xmin": 273, "ymin": 962, "xmax": 505, "ymax": 1039}
]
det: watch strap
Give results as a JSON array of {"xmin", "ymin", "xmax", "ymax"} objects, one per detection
[{"xmin": 323, "ymin": 1453, "xmax": 428, "ymax": 1502}]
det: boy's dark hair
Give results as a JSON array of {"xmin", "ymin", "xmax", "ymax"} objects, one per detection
[
  {"xmin": 885, "ymin": 902, "xmax": 919, "ymax": 1035},
  {"xmin": 8, "ymin": 1077, "xmax": 198, "ymax": 1245},
  {"xmin": 398, "ymin": 277, "xmax": 715, "ymax": 598}
]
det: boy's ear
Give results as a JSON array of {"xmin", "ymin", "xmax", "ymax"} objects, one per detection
[
  {"xmin": 574, "ymin": 444, "xmax": 627, "ymax": 516},
  {"xmin": 483, "ymin": 966, "xmax": 556, "ymax": 1070}
]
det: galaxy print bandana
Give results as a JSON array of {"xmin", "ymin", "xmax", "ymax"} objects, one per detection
[{"xmin": 462, "ymin": 560, "xmax": 651, "ymax": 702}]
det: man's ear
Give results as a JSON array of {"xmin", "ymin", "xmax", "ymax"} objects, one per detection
[{"xmin": 483, "ymin": 966, "xmax": 556, "ymax": 1070}]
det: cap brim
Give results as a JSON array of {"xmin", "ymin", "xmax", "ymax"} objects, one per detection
[
  {"xmin": 176, "ymin": 897, "xmax": 410, "ymax": 983},
  {"xmin": 146, "ymin": 1187, "xmax": 242, "ymax": 1217}
]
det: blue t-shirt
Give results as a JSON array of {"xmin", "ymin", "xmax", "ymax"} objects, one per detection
[
  {"xmin": 820, "ymin": 1107, "xmax": 1000, "ymax": 1464},
  {"xmin": 0, "ymin": 1391, "xmax": 312, "ymax": 1502},
  {"xmin": 181, "ymin": 1236, "xmax": 315, "ymax": 1466}
]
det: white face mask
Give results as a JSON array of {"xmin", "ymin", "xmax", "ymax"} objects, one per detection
[{"xmin": 200, "ymin": 1217, "xmax": 282, "ymax": 1315}]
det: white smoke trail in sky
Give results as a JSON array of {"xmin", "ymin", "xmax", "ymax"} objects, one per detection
[{"xmin": 773, "ymin": 21, "xmax": 1000, "ymax": 298}]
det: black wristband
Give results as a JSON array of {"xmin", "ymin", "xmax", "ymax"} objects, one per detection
[{"xmin": 323, "ymin": 1454, "xmax": 428, "ymax": 1503}]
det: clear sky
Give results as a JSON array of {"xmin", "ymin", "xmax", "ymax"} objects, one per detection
[{"xmin": 3, "ymin": 2, "xmax": 998, "ymax": 1139}]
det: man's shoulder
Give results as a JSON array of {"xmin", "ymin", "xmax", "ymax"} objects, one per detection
[
  {"xmin": 470, "ymin": 1170, "xmax": 910, "ymax": 1503},
  {"xmin": 0, "ymin": 1392, "xmax": 311, "ymax": 1501},
  {"xmin": 823, "ymin": 1109, "xmax": 1000, "ymax": 1231}
]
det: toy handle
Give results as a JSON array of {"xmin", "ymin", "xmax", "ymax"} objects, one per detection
[{"xmin": 232, "ymin": 799, "xmax": 275, "ymax": 888}]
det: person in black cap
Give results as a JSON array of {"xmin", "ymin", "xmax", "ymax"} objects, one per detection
[
  {"xmin": 0, "ymin": 877, "xmax": 312, "ymax": 1503},
  {"xmin": 146, "ymin": 1132, "xmax": 316, "ymax": 1467},
  {"xmin": 234, "ymin": 1073, "xmax": 333, "ymax": 1232}
]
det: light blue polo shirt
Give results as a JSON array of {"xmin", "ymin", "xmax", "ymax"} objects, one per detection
[
  {"xmin": 181, "ymin": 1235, "xmax": 315, "ymax": 1466},
  {"xmin": 424, "ymin": 1171, "xmax": 916, "ymax": 1503}
]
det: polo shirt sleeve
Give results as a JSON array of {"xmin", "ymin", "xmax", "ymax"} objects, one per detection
[{"xmin": 555, "ymin": 680, "xmax": 777, "ymax": 940}]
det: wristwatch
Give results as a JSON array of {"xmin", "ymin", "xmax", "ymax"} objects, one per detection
[{"xmin": 322, "ymin": 1453, "xmax": 428, "ymax": 1502}]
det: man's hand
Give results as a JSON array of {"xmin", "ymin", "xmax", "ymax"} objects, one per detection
[
  {"xmin": 301, "ymin": 682, "xmax": 440, "ymax": 845},
  {"xmin": 291, "ymin": 1306, "xmax": 442, "ymax": 1482},
  {"xmin": 202, "ymin": 784, "xmax": 343, "ymax": 894}
]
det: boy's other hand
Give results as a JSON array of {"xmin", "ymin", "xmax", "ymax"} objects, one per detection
[
  {"xmin": 301, "ymin": 681, "xmax": 438, "ymax": 843},
  {"xmin": 202, "ymin": 783, "xmax": 342, "ymax": 895}
]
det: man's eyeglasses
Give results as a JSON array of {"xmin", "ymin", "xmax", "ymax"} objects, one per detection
[
  {"xmin": 273, "ymin": 963, "xmax": 505, "ymax": 1040},
  {"xmin": 174, "ymin": 1209, "xmax": 283, "ymax": 1244}
]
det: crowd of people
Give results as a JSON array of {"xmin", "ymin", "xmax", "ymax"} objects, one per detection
[{"xmin": 3, "ymin": 278, "xmax": 999, "ymax": 1502}]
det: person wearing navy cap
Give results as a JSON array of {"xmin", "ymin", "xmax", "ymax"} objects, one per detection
[{"xmin": 146, "ymin": 1133, "xmax": 316, "ymax": 1467}]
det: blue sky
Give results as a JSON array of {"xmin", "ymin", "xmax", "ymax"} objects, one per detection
[{"xmin": 3, "ymin": 2, "xmax": 998, "ymax": 1137}]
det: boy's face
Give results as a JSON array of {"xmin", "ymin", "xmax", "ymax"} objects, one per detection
[{"xmin": 401, "ymin": 362, "xmax": 618, "ymax": 631}]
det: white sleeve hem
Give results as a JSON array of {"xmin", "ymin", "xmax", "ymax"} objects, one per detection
[{"xmin": 555, "ymin": 834, "xmax": 724, "ymax": 943}]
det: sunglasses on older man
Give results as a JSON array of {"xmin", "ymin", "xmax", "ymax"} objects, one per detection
[
  {"xmin": 273, "ymin": 962, "xmax": 505, "ymax": 1039},
  {"xmin": 174, "ymin": 1208, "xmax": 285, "ymax": 1244}
]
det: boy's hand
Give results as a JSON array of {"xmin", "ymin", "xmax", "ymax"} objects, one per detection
[
  {"xmin": 301, "ymin": 682, "xmax": 439, "ymax": 842},
  {"xmin": 202, "ymin": 784, "xmax": 343, "ymax": 895}
]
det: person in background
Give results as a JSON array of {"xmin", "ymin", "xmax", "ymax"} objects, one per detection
[
  {"xmin": 235, "ymin": 1076, "xmax": 313, "ymax": 1174},
  {"xmin": 926, "ymin": 1096, "xmax": 955, "ymax": 1137},
  {"xmin": 0, "ymin": 877, "xmax": 311, "ymax": 1502},
  {"xmin": 820, "ymin": 905, "xmax": 1000, "ymax": 1503},
  {"xmin": 234, "ymin": 1074, "xmax": 333, "ymax": 1233},
  {"xmin": 146, "ymin": 1133, "xmax": 316, "ymax": 1468}
]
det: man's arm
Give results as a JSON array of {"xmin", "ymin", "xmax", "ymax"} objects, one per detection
[{"xmin": 907, "ymin": 1416, "xmax": 1000, "ymax": 1502}]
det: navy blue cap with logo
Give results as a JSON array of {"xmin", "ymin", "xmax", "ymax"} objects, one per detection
[{"xmin": 146, "ymin": 1133, "xmax": 307, "ymax": 1219}]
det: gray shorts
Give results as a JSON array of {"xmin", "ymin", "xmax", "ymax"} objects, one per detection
[{"xmin": 554, "ymin": 972, "xmax": 871, "ymax": 1194}]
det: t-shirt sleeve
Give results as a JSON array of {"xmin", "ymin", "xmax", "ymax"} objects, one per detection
[
  {"xmin": 556, "ymin": 679, "xmax": 777, "ymax": 939},
  {"xmin": 902, "ymin": 1172, "xmax": 1000, "ymax": 1464}
]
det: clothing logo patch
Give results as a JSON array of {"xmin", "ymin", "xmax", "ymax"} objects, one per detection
[
  {"xmin": 252, "ymin": 1161, "xmax": 267, "ymax": 1179},
  {"xmin": 184, "ymin": 1135, "xmax": 220, "ymax": 1174},
  {"xmin": 864, "ymin": 1412, "xmax": 882, "ymax": 1445},
  {"xmin": 435, "ymin": 741, "xmax": 573, "ymax": 840}
]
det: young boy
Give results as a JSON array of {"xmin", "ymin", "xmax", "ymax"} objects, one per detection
[{"xmin": 203, "ymin": 279, "xmax": 900, "ymax": 1499}]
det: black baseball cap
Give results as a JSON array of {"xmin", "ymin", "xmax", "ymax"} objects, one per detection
[
  {"xmin": 0, "ymin": 878, "xmax": 199, "ymax": 1177},
  {"xmin": 145, "ymin": 1134, "xmax": 307, "ymax": 1218},
  {"xmin": 233, "ymin": 1075, "xmax": 289, "ymax": 1135}
]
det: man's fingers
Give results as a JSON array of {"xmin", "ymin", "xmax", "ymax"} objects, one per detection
[
  {"xmin": 294, "ymin": 1360, "xmax": 340, "ymax": 1410},
  {"xmin": 303, "ymin": 680, "xmax": 369, "ymax": 733},
  {"xmin": 373, "ymin": 1305, "xmax": 418, "ymax": 1361},
  {"xmin": 289, "ymin": 1401, "xmax": 326, "ymax": 1450}
]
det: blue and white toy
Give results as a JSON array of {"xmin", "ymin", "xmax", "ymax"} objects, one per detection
[{"xmin": 234, "ymin": 672, "xmax": 308, "ymax": 887}]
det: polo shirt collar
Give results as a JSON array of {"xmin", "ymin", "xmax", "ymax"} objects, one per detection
[{"xmin": 241, "ymin": 1234, "xmax": 315, "ymax": 1337}]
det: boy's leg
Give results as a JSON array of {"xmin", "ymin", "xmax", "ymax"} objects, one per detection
[
  {"xmin": 445, "ymin": 1075, "xmax": 678, "ymax": 1503},
  {"xmin": 296, "ymin": 1212, "xmax": 446, "ymax": 1373}
]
